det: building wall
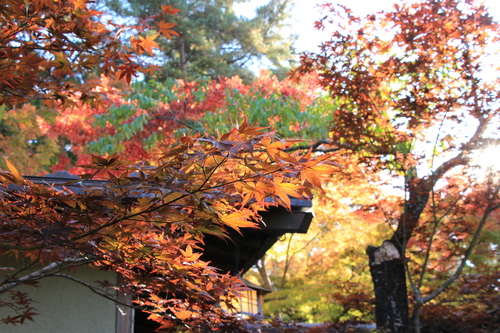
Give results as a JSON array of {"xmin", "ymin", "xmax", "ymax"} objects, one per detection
[{"xmin": 0, "ymin": 264, "xmax": 118, "ymax": 333}]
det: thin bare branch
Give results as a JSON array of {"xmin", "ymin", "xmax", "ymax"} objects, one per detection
[{"xmin": 0, "ymin": 257, "xmax": 92, "ymax": 294}]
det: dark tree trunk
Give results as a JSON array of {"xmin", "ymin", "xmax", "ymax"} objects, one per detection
[
  {"xmin": 364, "ymin": 176, "xmax": 431, "ymax": 333},
  {"xmin": 367, "ymin": 241, "xmax": 410, "ymax": 333}
]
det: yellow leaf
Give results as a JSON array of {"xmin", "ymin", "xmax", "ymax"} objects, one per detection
[
  {"xmin": 276, "ymin": 151, "xmax": 298, "ymax": 164},
  {"xmin": 310, "ymin": 165, "xmax": 338, "ymax": 175},
  {"xmin": 278, "ymin": 182, "xmax": 303, "ymax": 198},
  {"xmin": 180, "ymin": 244, "xmax": 201, "ymax": 261},
  {"xmin": 220, "ymin": 211, "xmax": 257, "ymax": 233},
  {"xmin": 274, "ymin": 185, "xmax": 291, "ymax": 208},
  {"xmin": 3, "ymin": 157, "xmax": 24, "ymax": 183},
  {"xmin": 301, "ymin": 168, "xmax": 323, "ymax": 189}
]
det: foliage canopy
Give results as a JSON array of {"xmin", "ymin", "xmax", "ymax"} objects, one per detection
[
  {"xmin": 106, "ymin": 0, "xmax": 297, "ymax": 82},
  {"xmin": 0, "ymin": 0, "xmax": 177, "ymax": 107},
  {"xmin": 290, "ymin": 0, "xmax": 500, "ymax": 331},
  {"xmin": 0, "ymin": 122, "xmax": 338, "ymax": 328}
]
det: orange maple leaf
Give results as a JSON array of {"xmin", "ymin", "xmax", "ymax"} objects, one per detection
[
  {"xmin": 156, "ymin": 20, "xmax": 179, "ymax": 39},
  {"xmin": 133, "ymin": 34, "xmax": 160, "ymax": 56},
  {"xmin": 220, "ymin": 211, "xmax": 257, "ymax": 233},
  {"xmin": 161, "ymin": 5, "xmax": 181, "ymax": 15},
  {"xmin": 172, "ymin": 309, "xmax": 196, "ymax": 321},
  {"xmin": 140, "ymin": 64, "xmax": 161, "ymax": 75}
]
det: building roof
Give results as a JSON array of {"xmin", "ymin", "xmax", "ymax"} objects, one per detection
[
  {"xmin": 23, "ymin": 174, "xmax": 314, "ymax": 275},
  {"xmin": 201, "ymin": 198, "xmax": 313, "ymax": 275}
]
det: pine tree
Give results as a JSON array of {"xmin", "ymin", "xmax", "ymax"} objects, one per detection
[{"xmin": 106, "ymin": 0, "xmax": 296, "ymax": 82}]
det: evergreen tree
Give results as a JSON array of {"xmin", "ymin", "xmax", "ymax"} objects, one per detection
[{"xmin": 106, "ymin": 0, "xmax": 296, "ymax": 82}]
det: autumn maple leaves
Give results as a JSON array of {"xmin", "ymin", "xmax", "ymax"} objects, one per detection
[
  {"xmin": 0, "ymin": 1, "xmax": 179, "ymax": 106},
  {"xmin": 0, "ymin": 118, "xmax": 338, "ymax": 328}
]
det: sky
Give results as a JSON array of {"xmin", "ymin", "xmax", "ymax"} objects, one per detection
[{"xmin": 235, "ymin": 0, "xmax": 500, "ymax": 54}]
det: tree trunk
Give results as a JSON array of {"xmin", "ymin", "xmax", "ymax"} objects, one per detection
[
  {"xmin": 367, "ymin": 241, "xmax": 410, "ymax": 333},
  {"xmin": 257, "ymin": 255, "xmax": 273, "ymax": 291},
  {"xmin": 179, "ymin": 37, "xmax": 186, "ymax": 78}
]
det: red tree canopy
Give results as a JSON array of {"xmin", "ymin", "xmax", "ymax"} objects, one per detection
[{"xmin": 0, "ymin": 0, "xmax": 179, "ymax": 107}]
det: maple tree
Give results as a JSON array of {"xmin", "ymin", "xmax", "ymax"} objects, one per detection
[
  {"xmin": 0, "ymin": 0, "xmax": 178, "ymax": 107},
  {"xmin": 244, "ymin": 156, "xmax": 394, "ymax": 323},
  {"xmin": 249, "ymin": 161, "xmax": 499, "ymax": 331},
  {"xmin": 290, "ymin": 0, "xmax": 500, "ymax": 331},
  {"xmin": 0, "ymin": 0, "xmax": 344, "ymax": 331},
  {"xmin": 0, "ymin": 122, "xmax": 338, "ymax": 329},
  {"xmin": 6, "ymin": 71, "xmax": 329, "ymax": 175}
]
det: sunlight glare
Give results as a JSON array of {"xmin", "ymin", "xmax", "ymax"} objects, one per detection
[{"xmin": 470, "ymin": 145, "xmax": 500, "ymax": 173}]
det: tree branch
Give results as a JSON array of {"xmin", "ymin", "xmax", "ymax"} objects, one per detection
[
  {"xmin": 429, "ymin": 152, "xmax": 469, "ymax": 188},
  {"xmin": 422, "ymin": 199, "xmax": 500, "ymax": 304},
  {"xmin": 283, "ymin": 140, "xmax": 341, "ymax": 153},
  {"xmin": 0, "ymin": 257, "xmax": 93, "ymax": 294},
  {"xmin": 46, "ymin": 274, "xmax": 140, "ymax": 310}
]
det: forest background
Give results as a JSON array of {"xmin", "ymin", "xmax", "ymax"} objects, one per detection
[{"xmin": 0, "ymin": 0, "xmax": 500, "ymax": 332}]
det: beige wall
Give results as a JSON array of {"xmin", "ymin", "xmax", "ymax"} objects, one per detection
[{"xmin": 0, "ymin": 264, "xmax": 119, "ymax": 333}]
